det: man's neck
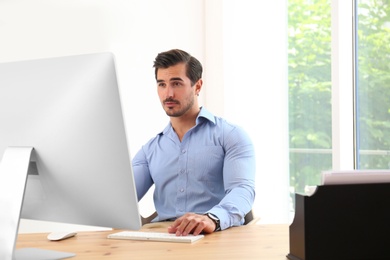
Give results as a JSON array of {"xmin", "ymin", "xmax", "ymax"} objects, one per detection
[{"xmin": 170, "ymin": 107, "xmax": 200, "ymax": 141}]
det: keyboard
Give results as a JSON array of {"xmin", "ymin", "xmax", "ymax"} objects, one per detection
[{"xmin": 107, "ymin": 231, "xmax": 204, "ymax": 243}]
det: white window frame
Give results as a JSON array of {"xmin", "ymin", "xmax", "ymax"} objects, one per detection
[{"xmin": 331, "ymin": 0, "xmax": 356, "ymax": 170}]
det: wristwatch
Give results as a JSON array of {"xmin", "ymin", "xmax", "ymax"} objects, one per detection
[{"xmin": 205, "ymin": 213, "xmax": 221, "ymax": 232}]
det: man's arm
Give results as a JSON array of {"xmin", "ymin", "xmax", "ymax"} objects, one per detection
[
  {"xmin": 168, "ymin": 126, "xmax": 256, "ymax": 235},
  {"xmin": 132, "ymin": 147, "xmax": 154, "ymax": 201}
]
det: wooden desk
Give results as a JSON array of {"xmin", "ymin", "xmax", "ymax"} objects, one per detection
[{"xmin": 17, "ymin": 223, "xmax": 289, "ymax": 259}]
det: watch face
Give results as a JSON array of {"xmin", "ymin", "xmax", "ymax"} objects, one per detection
[
  {"xmin": 207, "ymin": 213, "xmax": 219, "ymax": 222},
  {"xmin": 208, "ymin": 214, "xmax": 214, "ymax": 220},
  {"xmin": 207, "ymin": 213, "xmax": 221, "ymax": 231}
]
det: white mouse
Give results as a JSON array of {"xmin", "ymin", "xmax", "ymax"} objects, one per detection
[{"xmin": 47, "ymin": 231, "xmax": 77, "ymax": 241}]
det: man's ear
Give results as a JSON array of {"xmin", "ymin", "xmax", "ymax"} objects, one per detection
[{"xmin": 195, "ymin": 79, "xmax": 203, "ymax": 96}]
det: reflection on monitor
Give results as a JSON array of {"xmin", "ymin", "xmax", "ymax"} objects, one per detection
[{"xmin": 0, "ymin": 53, "xmax": 141, "ymax": 259}]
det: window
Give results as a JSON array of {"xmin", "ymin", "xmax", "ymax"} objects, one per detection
[
  {"xmin": 356, "ymin": 0, "xmax": 390, "ymax": 169},
  {"xmin": 288, "ymin": 0, "xmax": 332, "ymax": 194}
]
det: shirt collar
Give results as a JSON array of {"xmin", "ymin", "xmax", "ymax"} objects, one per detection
[{"xmin": 196, "ymin": 106, "xmax": 216, "ymax": 125}]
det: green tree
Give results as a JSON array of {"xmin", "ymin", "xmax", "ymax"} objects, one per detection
[
  {"xmin": 288, "ymin": 0, "xmax": 390, "ymax": 194},
  {"xmin": 288, "ymin": 0, "xmax": 332, "ymax": 193},
  {"xmin": 357, "ymin": 0, "xmax": 390, "ymax": 169}
]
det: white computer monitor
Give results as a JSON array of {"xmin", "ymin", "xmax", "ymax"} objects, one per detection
[{"xmin": 0, "ymin": 52, "xmax": 141, "ymax": 259}]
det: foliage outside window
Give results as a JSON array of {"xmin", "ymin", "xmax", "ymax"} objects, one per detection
[
  {"xmin": 357, "ymin": 0, "xmax": 390, "ymax": 169},
  {"xmin": 288, "ymin": 0, "xmax": 332, "ymax": 193},
  {"xmin": 288, "ymin": 0, "xmax": 390, "ymax": 194}
]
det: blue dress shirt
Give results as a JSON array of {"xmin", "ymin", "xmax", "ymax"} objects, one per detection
[{"xmin": 132, "ymin": 107, "xmax": 256, "ymax": 230}]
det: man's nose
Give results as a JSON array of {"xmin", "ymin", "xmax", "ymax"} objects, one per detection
[{"xmin": 166, "ymin": 86, "xmax": 174, "ymax": 98}]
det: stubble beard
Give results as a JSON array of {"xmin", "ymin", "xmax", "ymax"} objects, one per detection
[{"xmin": 164, "ymin": 96, "xmax": 195, "ymax": 118}]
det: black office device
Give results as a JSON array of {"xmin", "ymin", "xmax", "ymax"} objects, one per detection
[{"xmin": 287, "ymin": 183, "xmax": 390, "ymax": 260}]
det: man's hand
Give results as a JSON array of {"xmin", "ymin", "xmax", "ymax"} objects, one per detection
[{"xmin": 167, "ymin": 213, "xmax": 216, "ymax": 236}]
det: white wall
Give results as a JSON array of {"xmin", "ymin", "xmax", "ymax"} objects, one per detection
[
  {"xmin": 1, "ymin": 0, "xmax": 291, "ymax": 232},
  {"xmin": 0, "ymin": 0, "xmax": 205, "ymax": 153}
]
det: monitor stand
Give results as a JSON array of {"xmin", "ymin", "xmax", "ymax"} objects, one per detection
[{"xmin": 0, "ymin": 147, "xmax": 75, "ymax": 260}]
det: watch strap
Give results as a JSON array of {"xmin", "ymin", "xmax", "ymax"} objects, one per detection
[{"xmin": 205, "ymin": 213, "xmax": 221, "ymax": 231}]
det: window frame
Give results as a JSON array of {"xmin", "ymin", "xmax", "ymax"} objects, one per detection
[{"xmin": 331, "ymin": 0, "xmax": 356, "ymax": 170}]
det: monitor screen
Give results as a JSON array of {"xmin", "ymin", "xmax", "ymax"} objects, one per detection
[{"xmin": 0, "ymin": 53, "xmax": 141, "ymax": 232}]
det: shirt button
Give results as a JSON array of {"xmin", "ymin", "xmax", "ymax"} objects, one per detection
[
  {"xmin": 180, "ymin": 188, "xmax": 184, "ymax": 192},
  {"xmin": 181, "ymin": 149, "xmax": 186, "ymax": 153}
]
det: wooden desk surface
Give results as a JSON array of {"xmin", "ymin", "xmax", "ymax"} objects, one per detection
[{"xmin": 17, "ymin": 223, "xmax": 289, "ymax": 259}]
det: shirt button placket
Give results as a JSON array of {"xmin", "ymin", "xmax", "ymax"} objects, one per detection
[{"xmin": 176, "ymin": 145, "xmax": 187, "ymax": 215}]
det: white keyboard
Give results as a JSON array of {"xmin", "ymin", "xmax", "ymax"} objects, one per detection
[{"xmin": 107, "ymin": 231, "xmax": 204, "ymax": 243}]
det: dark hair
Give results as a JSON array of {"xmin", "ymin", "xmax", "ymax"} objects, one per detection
[{"xmin": 153, "ymin": 49, "xmax": 203, "ymax": 85}]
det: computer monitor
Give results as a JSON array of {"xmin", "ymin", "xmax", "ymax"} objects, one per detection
[{"xmin": 0, "ymin": 52, "xmax": 141, "ymax": 259}]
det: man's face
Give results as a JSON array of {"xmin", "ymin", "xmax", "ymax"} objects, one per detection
[{"xmin": 156, "ymin": 63, "xmax": 199, "ymax": 117}]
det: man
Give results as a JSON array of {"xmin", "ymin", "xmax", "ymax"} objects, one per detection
[{"xmin": 132, "ymin": 49, "xmax": 255, "ymax": 236}]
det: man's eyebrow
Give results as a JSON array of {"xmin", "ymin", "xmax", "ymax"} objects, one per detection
[
  {"xmin": 169, "ymin": 77, "xmax": 184, "ymax": 82},
  {"xmin": 157, "ymin": 77, "xmax": 184, "ymax": 83}
]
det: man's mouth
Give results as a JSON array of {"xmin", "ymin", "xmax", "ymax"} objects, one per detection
[{"xmin": 164, "ymin": 100, "xmax": 179, "ymax": 107}]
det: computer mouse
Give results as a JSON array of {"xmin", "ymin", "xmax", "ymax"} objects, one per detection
[{"xmin": 47, "ymin": 231, "xmax": 77, "ymax": 241}]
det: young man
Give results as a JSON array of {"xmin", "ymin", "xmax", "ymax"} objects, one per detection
[{"xmin": 132, "ymin": 49, "xmax": 256, "ymax": 236}]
